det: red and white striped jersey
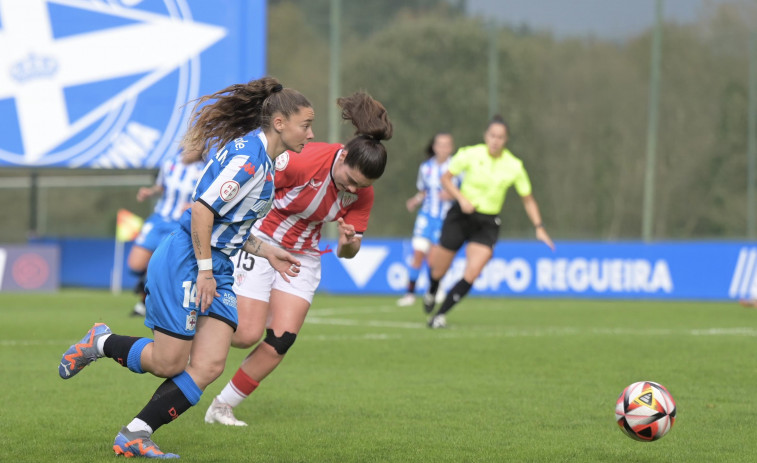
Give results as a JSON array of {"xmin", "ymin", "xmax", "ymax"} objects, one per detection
[{"xmin": 254, "ymin": 142, "xmax": 374, "ymax": 255}]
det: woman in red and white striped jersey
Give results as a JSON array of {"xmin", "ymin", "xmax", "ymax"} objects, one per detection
[{"xmin": 204, "ymin": 92, "xmax": 393, "ymax": 426}]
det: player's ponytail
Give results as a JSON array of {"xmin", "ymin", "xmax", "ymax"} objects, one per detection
[
  {"xmin": 182, "ymin": 76, "xmax": 311, "ymax": 157},
  {"xmin": 338, "ymin": 92, "xmax": 393, "ymax": 180}
]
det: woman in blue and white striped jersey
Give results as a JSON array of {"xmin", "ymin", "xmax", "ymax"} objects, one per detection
[{"xmin": 58, "ymin": 76, "xmax": 314, "ymax": 459}]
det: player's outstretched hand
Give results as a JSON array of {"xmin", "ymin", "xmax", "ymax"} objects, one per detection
[
  {"xmin": 536, "ymin": 227, "xmax": 556, "ymax": 252},
  {"xmin": 136, "ymin": 186, "xmax": 154, "ymax": 202},
  {"xmin": 337, "ymin": 218, "xmax": 357, "ymax": 244},
  {"xmin": 405, "ymin": 195, "xmax": 421, "ymax": 212},
  {"xmin": 266, "ymin": 247, "xmax": 301, "ymax": 283}
]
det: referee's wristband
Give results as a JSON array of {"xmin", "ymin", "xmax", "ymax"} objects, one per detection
[{"xmin": 197, "ymin": 258, "xmax": 213, "ymax": 271}]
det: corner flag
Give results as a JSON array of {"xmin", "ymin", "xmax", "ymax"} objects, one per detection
[{"xmin": 116, "ymin": 209, "xmax": 144, "ymax": 242}]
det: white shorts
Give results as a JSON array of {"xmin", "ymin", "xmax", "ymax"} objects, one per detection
[{"xmin": 231, "ymin": 230, "xmax": 322, "ymax": 304}]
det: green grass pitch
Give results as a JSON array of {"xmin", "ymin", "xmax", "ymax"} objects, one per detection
[{"xmin": 2, "ymin": 290, "xmax": 756, "ymax": 462}]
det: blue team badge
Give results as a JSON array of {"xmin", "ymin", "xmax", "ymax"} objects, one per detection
[{"xmin": 0, "ymin": 0, "xmax": 266, "ymax": 168}]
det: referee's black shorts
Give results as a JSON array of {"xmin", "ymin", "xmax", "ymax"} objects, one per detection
[{"xmin": 439, "ymin": 202, "xmax": 501, "ymax": 252}]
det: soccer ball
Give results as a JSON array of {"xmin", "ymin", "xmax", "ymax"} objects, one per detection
[{"xmin": 615, "ymin": 381, "xmax": 676, "ymax": 441}]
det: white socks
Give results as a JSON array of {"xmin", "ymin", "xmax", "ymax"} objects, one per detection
[
  {"xmin": 126, "ymin": 418, "xmax": 153, "ymax": 435},
  {"xmin": 217, "ymin": 382, "xmax": 247, "ymax": 408},
  {"xmin": 96, "ymin": 334, "xmax": 111, "ymax": 356}
]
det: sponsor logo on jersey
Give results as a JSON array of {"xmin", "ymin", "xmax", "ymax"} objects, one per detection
[
  {"xmin": 275, "ymin": 152, "xmax": 289, "ymax": 171},
  {"xmin": 220, "ymin": 180, "xmax": 240, "ymax": 202},
  {"xmin": 308, "ymin": 178, "xmax": 323, "ymax": 189},
  {"xmin": 222, "ymin": 292, "xmax": 237, "ymax": 309},
  {"xmin": 0, "ymin": 0, "xmax": 226, "ymax": 167},
  {"xmin": 233, "ymin": 138, "xmax": 248, "ymax": 150}
]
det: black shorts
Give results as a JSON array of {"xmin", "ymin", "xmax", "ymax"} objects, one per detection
[{"xmin": 439, "ymin": 202, "xmax": 501, "ymax": 252}]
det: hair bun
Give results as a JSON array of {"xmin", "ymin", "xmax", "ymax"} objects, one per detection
[{"xmin": 271, "ymin": 83, "xmax": 283, "ymax": 93}]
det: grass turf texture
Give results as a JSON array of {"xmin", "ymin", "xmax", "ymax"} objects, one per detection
[{"xmin": 1, "ymin": 290, "xmax": 756, "ymax": 462}]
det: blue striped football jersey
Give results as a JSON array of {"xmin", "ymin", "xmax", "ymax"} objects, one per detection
[
  {"xmin": 178, "ymin": 130, "xmax": 275, "ymax": 256},
  {"xmin": 153, "ymin": 152, "xmax": 205, "ymax": 221},
  {"xmin": 416, "ymin": 157, "xmax": 456, "ymax": 220}
]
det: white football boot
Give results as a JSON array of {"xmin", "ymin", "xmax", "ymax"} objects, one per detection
[{"xmin": 204, "ymin": 398, "xmax": 248, "ymax": 426}]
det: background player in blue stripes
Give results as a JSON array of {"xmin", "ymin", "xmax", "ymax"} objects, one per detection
[
  {"xmin": 397, "ymin": 132, "xmax": 457, "ymax": 307},
  {"xmin": 127, "ymin": 147, "xmax": 205, "ymax": 317},
  {"xmin": 58, "ymin": 77, "xmax": 313, "ymax": 459}
]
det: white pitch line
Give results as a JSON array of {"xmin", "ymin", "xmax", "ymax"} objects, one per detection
[
  {"xmin": 303, "ymin": 316, "xmax": 757, "ymax": 339},
  {"xmin": 3, "ymin": 325, "xmax": 756, "ymax": 348},
  {"xmin": 306, "ymin": 316, "xmax": 425, "ymax": 329},
  {"xmin": 0, "ymin": 339, "xmax": 72, "ymax": 346},
  {"xmin": 309, "ymin": 305, "xmax": 400, "ymax": 316}
]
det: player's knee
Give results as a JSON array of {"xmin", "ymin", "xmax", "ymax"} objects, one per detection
[
  {"xmin": 232, "ymin": 326, "xmax": 264, "ymax": 349},
  {"xmin": 150, "ymin": 361, "xmax": 186, "ymax": 379},
  {"xmin": 202, "ymin": 361, "xmax": 226, "ymax": 385},
  {"xmin": 263, "ymin": 328, "xmax": 297, "ymax": 355},
  {"xmin": 147, "ymin": 349, "xmax": 191, "ymax": 378},
  {"xmin": 185, "ymin": 360, "xmax": 226, "ymax": 389}
]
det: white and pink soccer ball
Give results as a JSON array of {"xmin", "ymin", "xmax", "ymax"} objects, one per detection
[{"xmin": 615, "ymin": 381, "xmax": 676, "ymax": 442}]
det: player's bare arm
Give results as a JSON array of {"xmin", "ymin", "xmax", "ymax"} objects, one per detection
[
  {"xmin": 521, "ymin": 194, "xmax": 555, "ymax": 251},
  {"xmin": 190, "ymin": 202, "xmax": 219, "ymax": 312},
  {"xmin": 244, "ymin": 235, "xmax": 263, "ymax": 256},
  {"xmin": 441, "ymin": 170, "xmax": 473, "ymax": 213},
  {"xmin": 336, "ymin": 217, "xmax": 361, "ymax": 258},
  {"xmin": 242, "ymin": 235, "xmax": 301, "ymax": 282}
]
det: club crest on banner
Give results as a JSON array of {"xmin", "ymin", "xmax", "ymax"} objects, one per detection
[{"xmin": 0, "ymin": 0, "xmax": 230, "ymax": 168}]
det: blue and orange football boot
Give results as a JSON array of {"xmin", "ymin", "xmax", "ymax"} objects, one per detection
[
  {"xmin": 113, "ymin": 427, "xmax": 179, "ymax": 459},
  {"xmin": 58, "ymin": 323, "xmax": 111, "ymax": 379}
]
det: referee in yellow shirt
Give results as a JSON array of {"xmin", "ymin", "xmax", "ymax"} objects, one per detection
[{"xmin": 425, "ymin": 115, "xmax": 555, "ymax": 328}]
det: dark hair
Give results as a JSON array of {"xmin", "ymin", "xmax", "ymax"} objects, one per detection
[
  {"xmin": 182, "ymin": 76, "xmax": 311, "ymax": 156},
  {"xmin": 487, "ymin": 114, "xmax": 509, "ymax": 132},
  {"xmin": 338, "ymin": 92, "xmax": 393, "ymax": 180},
  {"xmin": 424, "ymin": 131, "xmax": 452, "ymax": 158}
]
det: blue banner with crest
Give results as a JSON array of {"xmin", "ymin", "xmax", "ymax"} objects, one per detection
[{"xmin": 0, "ymin": 0, "xmax": 266, "ymax": 168}]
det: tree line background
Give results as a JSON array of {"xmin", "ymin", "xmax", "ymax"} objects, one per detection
[
  {"xmin": 1, "ymin": 0, "xmax": 754, "ymax": 242},
  {"xmin": 268, "ymin": 0, "xmax": 756, "ymax": 240}
]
